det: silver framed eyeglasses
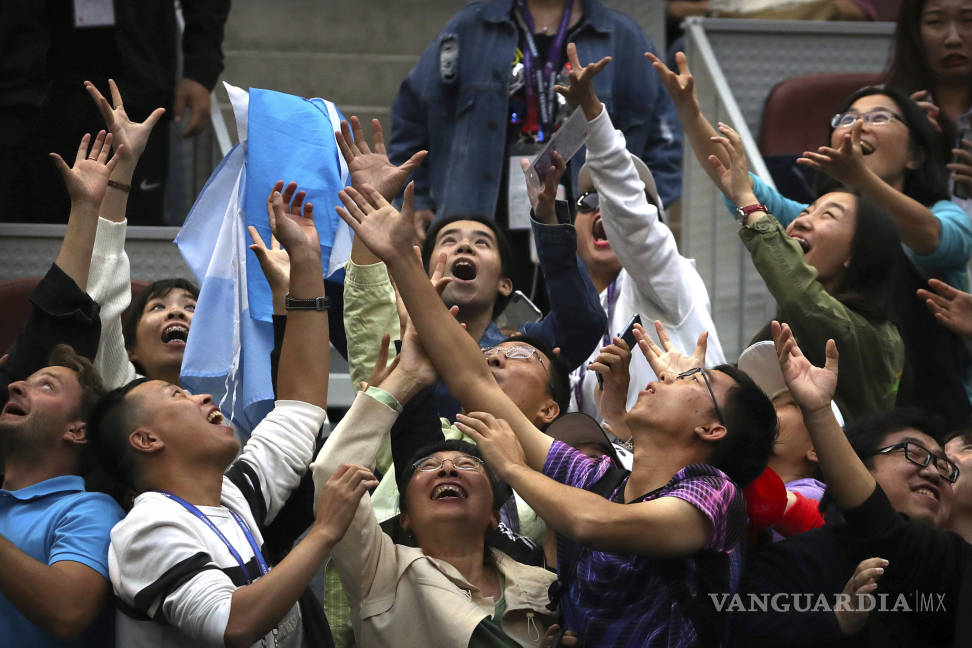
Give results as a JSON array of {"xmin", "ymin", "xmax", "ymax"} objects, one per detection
[
  {"xmin": 482, "ymin": 344, "xmax": 547, "ymax": 370},
  {"xmin": 830, "ymin": 109, "xmax": 906, "ymax": 129},
  {"xmin": 872, "ymin": 441, "xmax": 960, "ymax": 484},
  {"xmin": 412, "ymin": 454, "xmax": 486, "ymax": 473}
]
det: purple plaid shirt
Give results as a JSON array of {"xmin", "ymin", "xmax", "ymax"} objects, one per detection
[{"xmin": 543, "ymin": 440, "xmax": 745, "ymax": 648}]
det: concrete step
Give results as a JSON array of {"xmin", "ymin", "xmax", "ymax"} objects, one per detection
[
  {"xmin": 221, "ymin": 50, "xmax": 415, "ymax": 108},
  {"xmin": 223, "ymin": 0, "xmax": 467, "ymax": 54}
]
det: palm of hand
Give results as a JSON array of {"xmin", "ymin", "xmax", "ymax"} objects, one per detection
[
  {"xmin": 109, "ymin": 111, "xmax": 152, "ymax": 159},
  {"xmin": 349, "ymin": 153, "xmax": 403, "ymax": 199},
  {"xmin": 357, "ymin": 204, "xmax": 413, "ymax": 259},
  {"xmin": 781, "ymin": 356, "xmax": 835, "ymax": 412},
  {"xmin": 262, "ymin": 246, "xmax": 291, "ymax": 288},
  {"xmin": 654, "ymin": 350, "xmax": 699, "ymax": 377},
  {"xmin": 67, "ymin": 158, "xmax": 112, "ymax": 204}
]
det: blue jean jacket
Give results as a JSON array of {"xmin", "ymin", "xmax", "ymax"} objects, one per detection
[
  {"xmin": 388, "ymin": 0, "xmax": 684, "ymax": 216},
  {"xmin": 435, "ymin": 210, "xmax": 606, "ymax": 421}
]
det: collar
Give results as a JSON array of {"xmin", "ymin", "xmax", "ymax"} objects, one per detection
[
  {"xmin": 481, "ymin": 0, "xmax": 612, "ymax": 34},
  {"xmin": 480, "ymin": 321, "xmax": 508, "ymax": 347},
  {"xmin": 0, "ymin": 475, "xmax": 86, "ymax": 501}
]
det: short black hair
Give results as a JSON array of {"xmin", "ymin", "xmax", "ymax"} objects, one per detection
[
  {"xmin": 88, "ymin": 377, "xmax": 150, "ymax": 491},
  {"xmin": 421, "ymin": 214, "xmax": 514, "ymax": 319},
  {"xmin": 706, "ymin": 364, "xmax": 779, "ymax": 488},
  {"xmin": 497, "ymin": 333, "xmax": 570, "ymax": 425},
  {"xmin": 397, "ymin": 439, "xmax": 511, "ymax": 516},
  {"xmin": 122, "ymin": 278, "xmax": 200, "ymax": 366},
  {"xmin": 845, "ymin": 407, "xmax": 949, "ymax": 469}
]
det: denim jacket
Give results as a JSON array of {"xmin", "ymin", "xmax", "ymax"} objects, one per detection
[{"xmin": 388, "ymin": 0, "xmax": 683, "ymax": 215}]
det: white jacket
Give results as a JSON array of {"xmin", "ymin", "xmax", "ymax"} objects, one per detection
[{"xmin": 570, "ymin": 108, "xmax": 726, "ymax": 418}]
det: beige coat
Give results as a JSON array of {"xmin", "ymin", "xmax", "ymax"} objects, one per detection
[{"xmin": 310, "ymin": 392, "xmax": 557, "ymax": 647}]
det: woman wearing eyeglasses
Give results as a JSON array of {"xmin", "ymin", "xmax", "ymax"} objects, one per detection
[
  {"xmin": 310, "ymin": 326, "xmax": 566, "ymax": 648},
  {"xmin": 651, "ymin": 52, "xmax": 972, "ymax": 290}
]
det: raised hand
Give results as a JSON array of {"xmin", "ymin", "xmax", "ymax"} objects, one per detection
[
  {"xmin": 590, "ymin": 337, "xmax": 632, "ymax": 430},
  {"xmin": 85, "ymin": 79, "xmax": 165, "ymax": 163},
  {"xmin": 645, "ymin": 51, "xmax": 700, "ymax": 118},
  {"xmin": 554, "ymin": 42, "xmax": 610, "ymax": 120},
  {"xmin": 771, "ymin": 321, "xmax": 838, "ymax": 413},
  {"xmin": 797, "ymin": 119, "xmax": 870, "ymax": 189},
  {"xmin": 50, "ymin": 131, "xmax": 123, "ymax": 208},
  {"xmin": 634, "ymin": 321, "xmax": 707, "ymax": 380},
  {"xmin": 454, "ymin": 412, "xmax": 527, "ymax": 481},
  {"xmin": 520, "ymin": 151, "xmax": 566, "ymax": 224},
  {"xmin": 835, "ymin": 557, "xmax": 888, "ymax": 636},
  {"xmin": 336, "ymin": 183, "xmax": 416, "ymax": 262},
  {"xmin": 910, "ymin": 90, "xmax": 941, "ymax": 133},
  {"xmin": 314, "ymin": 463, "xmax": 379, "ymax": 545},
  {"xmin": 266, "ymin": 181, "xmax": 320, "ymax": 257},
  {"xmin": 917, "ymin": 278, "xmax": 972, "ymax": 339},
  {"xmin": 248, "ymin": 225, "xmax": 291, "ymax": 307},
  {"xmin": 336, "ymin": 116, "xmax": 427, "ymax": 202},
  {"xmin": 706, "ymin": 122, "xmax": 755, "ymax": 205}
]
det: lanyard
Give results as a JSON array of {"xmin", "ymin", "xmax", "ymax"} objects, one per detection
[
  {"xmin": 514, "ymin": 0, "xmax": 574, "ymax": 138},
  {"xmin": 158, "ymin": 491, "xmax": 270, "ymax": 583},
  {"xmin": 573, "ymin": 278, "xmax": 619, "ymax": 412}
]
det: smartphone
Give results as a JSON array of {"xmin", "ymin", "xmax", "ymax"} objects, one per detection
[
  {"xmin": 955, "ymin": 128, "xmax": 971, "ymax": 200},
  {"xmin": 495, "ymin": 290, "xmax": 543, "ymax": 332},
  {"xmin": 597, "ymin": 313, "xmax": 642, "ymax": 388}
]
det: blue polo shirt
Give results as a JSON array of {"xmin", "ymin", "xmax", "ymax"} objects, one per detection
[{"xmin": 0, "ymin": 475, "xmax": 123, "ymax": 646}]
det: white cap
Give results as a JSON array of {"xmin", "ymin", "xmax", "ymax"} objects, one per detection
[{"xmin": 738, "ymin": 341, "xmax": 845, "ymax": 427}]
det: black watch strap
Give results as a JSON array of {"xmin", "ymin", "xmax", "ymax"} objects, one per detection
[{"xmin": 285, "ymin": 294, "xmax": 330, "ymax": 311}]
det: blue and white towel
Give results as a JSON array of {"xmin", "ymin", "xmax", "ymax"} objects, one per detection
[{"xmin": 176, "ymin": 83, "xmax": 349, "ymax": 433}]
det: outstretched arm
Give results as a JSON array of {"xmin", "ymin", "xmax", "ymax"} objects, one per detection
[
  {"xmin": 797, "ymin": 121, "xmax": 945, "ymax": 255},
  {"xmin": 772, "ymin": 321, "xmax": 875, "ymax": 510},
  {"xmin": 457, "ymin": 412, "xmax": 712, "ymax": 556},
  {"xmin": 336, "ymin": 185, "xmax": 555, "ymax": 470},
  {"xmin": 646, "ymin": 51, "xmax": 734, "ymax": 193},
  {"xmin": 52, "ymin": 131, "xmax": 122, "ymax": 290},
  {"xmin": 267, "ymin": 182, "xmax": 329, "ymax": 409}
]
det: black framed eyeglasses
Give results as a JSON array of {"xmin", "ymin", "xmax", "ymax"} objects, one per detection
[
  {"xmin": 872, "ymin": 441, "xmax": 960, "ymax": 484},
  {"xmin": 575, "ymin": 191, "xmax": 599, "ymax": 213},
  {"xmin": 676, "ymin": 367, "xmax": 725, "ymax": 426}
]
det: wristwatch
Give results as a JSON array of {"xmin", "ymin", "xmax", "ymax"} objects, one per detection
[
  {"xmin": 285, "ymin": 294, "xmax": 330, "ymax": 311},
  {"xmin": 735, "ymin": 203, "xmax": 768, "ymax": 221}
]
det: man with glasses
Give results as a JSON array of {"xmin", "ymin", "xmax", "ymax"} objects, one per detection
[
  {"xmin": 556, "ymin": 44, "xmax": 725, "ymax": 424},
  {"xmin": 735, "ymin": 324, "xmax": 964, "ymax": 647}
]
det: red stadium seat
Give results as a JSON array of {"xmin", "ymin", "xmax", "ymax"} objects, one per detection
[
  {"xmin": 759, "ymin": 72, "xmax": 881, "ymax": 157},
  {"xmin": 0, "ymin": 277, "xmax": 150, "ymax": 354}
]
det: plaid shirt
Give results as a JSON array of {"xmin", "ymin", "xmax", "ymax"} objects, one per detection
[{"xmin": 543, "ymin": 440, "xmax": 745, "ymax": 647}]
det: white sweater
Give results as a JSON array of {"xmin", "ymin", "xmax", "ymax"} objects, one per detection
[{"xmin": 570, "ymin": 108, "xmax": 726, "ymax": 418}]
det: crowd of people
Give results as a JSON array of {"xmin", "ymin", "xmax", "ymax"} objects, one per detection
[{"xmin": 2, "ymin": 0, "xmax": 972, "ymax": 646}]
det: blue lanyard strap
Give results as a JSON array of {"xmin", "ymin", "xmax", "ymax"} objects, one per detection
[
  {"xmin": 158, "ymin": 491, "xmax": 270, "ymax": 583},
  {"xmin": 514, "ymin": 0, "xmax": 575, "ymax": 133}
]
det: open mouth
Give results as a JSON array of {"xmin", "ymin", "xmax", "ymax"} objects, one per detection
[
  {"xmin": 161, "ymin": 323, "xmax": 189, "ymax": 346},
  {"xmin": 860, "ymin": 141, "xmax": 875, "ymax": 156},
  {"xmin": 451, "ymin": 259, "xmax": 478, "ymax": 282},
  {"xmin": 592, "ymin": 216, "xmax": 610, "ymax": 249},
  {"xmin": 431, "ymin": 483, "xmax": 468, "ymax": 500},
  {"xmin": 207, "ymin": 408, "xmax": 225, "ymax": 425},
  {"xmin": 0, "ymin": 402, "xmax": 27, "ymax": 418},
  {"xmin": 913, "ymin": 484, "xmax": 940, "ymax": 502},
  {"xmin": 791, "ymin": 236, "xmax": 811, "ymax": 253}
]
